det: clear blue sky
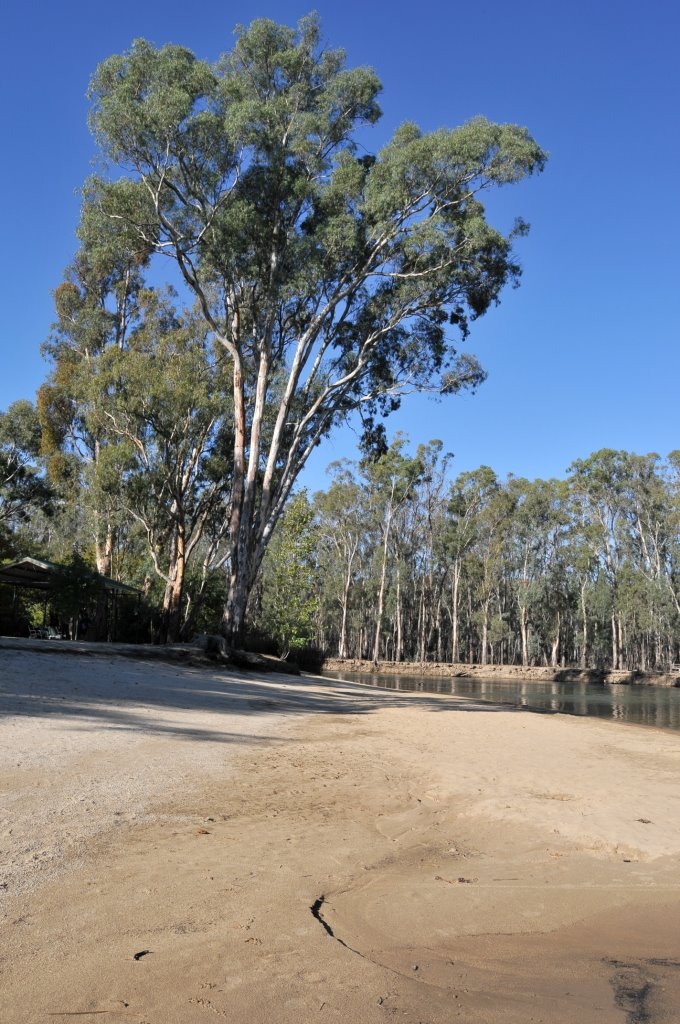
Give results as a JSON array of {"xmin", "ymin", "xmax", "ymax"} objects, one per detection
[{"xmin": 2, "ymin": 0, "xmax": 679, "ymax": 489}]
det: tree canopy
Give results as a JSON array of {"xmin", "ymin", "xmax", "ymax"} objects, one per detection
[{"xmin": 0, "ymin": 401, "xmax": 52, "ymax": 547}]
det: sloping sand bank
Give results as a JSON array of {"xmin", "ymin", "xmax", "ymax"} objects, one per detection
[{"xmin": 1, "ymin": 649, "xmax": 680, "ymax": 1023}]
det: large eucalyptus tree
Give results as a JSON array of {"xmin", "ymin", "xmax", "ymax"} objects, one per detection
[{"xmin": 85, "ymin": 14, "xmax": 546, "ymax": 642}]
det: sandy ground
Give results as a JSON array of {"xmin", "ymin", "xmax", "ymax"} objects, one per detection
[{"xmin": 2, "ymin": 649, "xmax": 680, "ymax": 1023}]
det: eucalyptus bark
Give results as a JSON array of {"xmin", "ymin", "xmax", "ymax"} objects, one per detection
[
  {"xmin": 162, "ymin": 564, "xmax": 186, "ymax": 643},
  {"xmin": 338, "ymin": 537, "xmax": 358, "ymax": 659},
  {"xmin": 396, "ymin": 566, "xmax": 404, "ymax": 662},
  {"xmin": 519, "ymin": 604, "xmax": 529, "ymax": 668},
  {"xmin": 94, "ymin": 513, "xmax": 113, "ymax": 578},
  {"xmin": 550, "ymin": 611, "xmax": 561, "ymax": 668},
  {"xmin": 580, "ymin": 581, "xmax": 588, "ymax": 669},
  {"xmin": 435, "ymin": 595, "xmax": 443, "ymax": 662},
  {"xmin": 451, "ymin": 564, "xmax": 460, "ymax": 663},
  {"xmin": 481, "ymin": 597, "xmax": 490, "ymax": 666},
  {"xmin": 338, "ymin": 573, "xmax": 351, "ymax": 659},
  {"xmin": 372, "ymin": 501, "xmax": 393, "ymax": 666},
  {"xmin": 417, "ymin": 583, "xmax": 426, "ymax": 663}
]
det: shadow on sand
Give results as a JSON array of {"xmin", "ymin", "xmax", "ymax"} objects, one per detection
[{"xmin": 0, "ymin": 640, "xmax": 552, "ymax": 744}]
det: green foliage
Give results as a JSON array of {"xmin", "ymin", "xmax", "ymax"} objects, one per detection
[
  {"xmin": 91, "ymin": 288, "xmax": 232, "ymax": 550},
  {"xmin": 0, "ymin": 401, "xmax": 53, "ymax": 535},
  {"xmin": 258, "ymin": 491, "xmax": 319, "ymax": 657},
  {"xmin": 40, "ymin": 206, "xmax": 234, "ymax": 637}
]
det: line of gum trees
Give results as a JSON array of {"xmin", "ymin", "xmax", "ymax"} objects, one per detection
[
  {"xmin": 303, "ymin": 440, "xmax": 680, "ymax": 671},
  {"xmin": 1, "ymin": 14, "xmax": 547, "ymax": 645}
]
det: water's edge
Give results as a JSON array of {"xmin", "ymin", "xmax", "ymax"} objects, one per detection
[
  {"xmin": 322, "ymin": 658, "xmax": 680, "ymax": 687},
  {"xmin": 323, "ymin": 668, "xmax": 680, "ymax": 732}
]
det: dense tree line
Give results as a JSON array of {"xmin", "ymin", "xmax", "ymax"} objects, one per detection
[
  {"xmin": 3, "ymin": 383, "xmax": 680, "ymax": 671},
  {"xmin": 303, "ymin": 441, "xmax": 680, "ymax": 671}
]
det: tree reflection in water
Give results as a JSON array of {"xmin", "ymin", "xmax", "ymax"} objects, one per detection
[{"xmin": 323, "ymin": 672, "xmax": 680, "ymax": 732}]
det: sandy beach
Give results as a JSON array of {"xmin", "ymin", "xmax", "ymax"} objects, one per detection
[{"xmin": 2, "ymin": 647, "xmax": 680, "ymax": 1023}]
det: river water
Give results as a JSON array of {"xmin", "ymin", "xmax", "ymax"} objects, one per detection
[{"xmin": 323, "ymin": 670, "xmax": 680, "ymax": 732}]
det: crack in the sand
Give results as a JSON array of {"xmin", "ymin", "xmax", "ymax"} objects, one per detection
[
  {"xmin": 310, "ymin": 896, "xmax": 337, "ymax": 940},
  {"xmin": 310, "ymin": 895, "xmax": 411, "ymax": 980},
  {"xmin": 310, "ymin": 895, "xmax": 466, "ymax": 992}
]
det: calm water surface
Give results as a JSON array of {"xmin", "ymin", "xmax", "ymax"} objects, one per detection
[{"xmin": 323, "ymin": 670, "xmax": 680, "ymax": 732}]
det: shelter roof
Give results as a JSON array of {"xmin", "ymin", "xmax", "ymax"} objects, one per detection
[{"xmin": 0, "ymin": 557, "xmax": 140, "ymax": 594}]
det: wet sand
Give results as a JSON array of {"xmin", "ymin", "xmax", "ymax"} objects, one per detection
[{"xmin": 1, "ymin": 649, "xmax": 680, "ymax": 1022}]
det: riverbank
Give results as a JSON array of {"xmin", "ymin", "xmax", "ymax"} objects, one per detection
[
  {"xmin": 323, "ymin": 656, "xmax": 680, "ymax": 686},
  {"xmin": 0, "ymin": 634, "xmax": 300, "ymax": 674},
  {"xmin": 2, "ymin": 649, "xmax": 680, "ymax": 1022}
]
